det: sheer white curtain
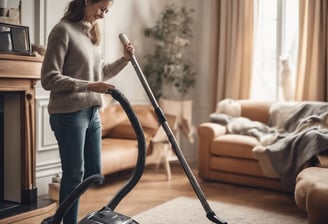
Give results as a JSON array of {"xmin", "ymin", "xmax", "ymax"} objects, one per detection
[{"xmin": 251, "ymin": 0, "xmax": 299, "ymax": 101}]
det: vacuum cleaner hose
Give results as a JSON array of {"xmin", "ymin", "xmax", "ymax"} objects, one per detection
[
  {"xmin": 41, "ymin": 88, "xmax": 147, "ymax": 224},
  {"xmin": 41, "ymin": 174, "xmax": 104, "ymax": 224},
  {"xmin": 105, "ymin": 88, "xmax": 146, "ymax": 210}
]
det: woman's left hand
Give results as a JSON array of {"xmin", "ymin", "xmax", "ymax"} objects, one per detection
[{"xmin": 123, "ymin": 42, "xmax": 135, "ymax": 61}]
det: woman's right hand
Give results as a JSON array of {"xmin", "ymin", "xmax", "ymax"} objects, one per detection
[{"xmin": 86, "ymin": 82, "xmax": 115, "ymax": 93}]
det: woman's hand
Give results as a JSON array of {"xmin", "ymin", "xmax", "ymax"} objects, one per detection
[
  {"xmin": 86, "ymin": 81, "xmax": 115, "ymax": 93},
  {"xmin": 123, "ymin": 42, "xmax": 135, "ymax": 61}
]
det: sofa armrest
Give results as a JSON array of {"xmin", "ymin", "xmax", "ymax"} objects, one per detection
[
  {"xmin": 198, "ymin": 122, "xmax": 227, "ymax": 136},
  {"xmin": 197, "ymin": 122, "xmax": 227, "ymax": 178}
]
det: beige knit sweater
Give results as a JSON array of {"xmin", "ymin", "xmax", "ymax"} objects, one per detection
[{"xmin": 41, "ymin": 20, "xmax": 128, "ymax": 114}]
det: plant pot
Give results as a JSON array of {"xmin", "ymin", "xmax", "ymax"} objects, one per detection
[{"xmin": 161, "ymin": 82, "xmax": 184, "ymax": 100}]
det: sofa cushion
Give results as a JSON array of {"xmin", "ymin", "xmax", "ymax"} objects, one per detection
[
  {"xmin": 215, "ymin": 99, "xmax": 241, "ymax": 117},
  {"xmin": 101, "ymin": 138, "xmax": 140, "ymax": 174},
  {"xmin": 100, "ymin": 104, "xmax": 159, "ymax": 138},
  {"xmin": 239, "ymin": 100, "xmax": 272, "ymax": 124},
  {"xmin": 131, "ymin": 105, "xmax": 159, "ymax": 130},
  {"xmin": 100, "ymin": 104, "xmax": 127, "ymax": 137},
  {"xmin": 211, "ymin": 134, "xmax": 259, "ymax": 160},
  {"xmin": 106, "ymin": 123, "xmax": 157, "ymax": 140}
]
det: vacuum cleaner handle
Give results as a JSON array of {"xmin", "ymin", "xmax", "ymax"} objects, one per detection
[
  {"xmin": 119, "ymin": 33, "xmax": 228, "ymax": 224},
  {"xmin": 41, "ymin": 174, "xmax": 104, "ymax": 224}
]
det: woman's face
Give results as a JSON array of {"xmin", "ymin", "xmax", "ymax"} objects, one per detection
[{"xmin": 84, "ymin": 0, "xmax": 112, "ymax": 24}]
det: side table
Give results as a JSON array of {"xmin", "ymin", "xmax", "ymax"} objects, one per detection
[{"xmin": 146, "ymin": 114, "xmax": 178, "ymax": 180}]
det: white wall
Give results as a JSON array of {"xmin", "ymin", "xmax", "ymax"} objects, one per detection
[
  {"xmin": 101, "ymin": 0, "xmax": 215, "ymax": 164},
  {"xmin": 19, "ymin": 0, "xmax": 215, "ymax": 196}
]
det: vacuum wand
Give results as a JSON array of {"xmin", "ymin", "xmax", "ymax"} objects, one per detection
[{"xmin": 119, "ymin": 33, "xmax": 227, "ymax": 224}]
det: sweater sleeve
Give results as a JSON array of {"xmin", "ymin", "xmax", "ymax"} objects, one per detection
[
  {"xmin": 102, "ymin": 57, "xmax": 129, "ymax": 81},
  {"xmin": 41, "ymin": 28, "xmax": 88, "ymax": 93}
]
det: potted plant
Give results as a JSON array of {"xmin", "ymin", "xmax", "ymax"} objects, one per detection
[
  {"xmin": 143, "ymin": 4, "xmax": 196, "ymax": 100},
  {"xmin": 143, "ymin": 4, "xmax": 197, "ymax": 144}
]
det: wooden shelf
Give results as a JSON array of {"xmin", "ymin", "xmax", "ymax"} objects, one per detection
[{"xmin": 0, "ymin": 53, "xmax": 42, "ymax": 80}]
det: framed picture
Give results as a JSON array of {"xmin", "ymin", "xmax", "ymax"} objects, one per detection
[{"xmin": 0, "ymin": 22, "xmax": 31, "ymax": 55}]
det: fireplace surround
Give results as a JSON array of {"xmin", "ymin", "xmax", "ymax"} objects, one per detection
[{"xmin": 0, "ymin": 53, "xmax": 42, "ymax": 218}]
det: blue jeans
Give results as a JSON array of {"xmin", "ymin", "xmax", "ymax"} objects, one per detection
[{"xmin": 50, "ymin": 106, "xmax": 102, "ymax": 224}]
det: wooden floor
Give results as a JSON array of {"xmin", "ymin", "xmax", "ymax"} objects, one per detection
[
  {"xmin": 78, "ymin": 164, "xmax": 306, "ymax": 221},
  {"xmin": 6, "ymin": 164, "xmax": 307, "ymax": 223}
]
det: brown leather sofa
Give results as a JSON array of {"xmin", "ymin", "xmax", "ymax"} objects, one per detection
[
  {"xmin": 197, "ymin": 100, "xmax": 285, "ymax": 191},
  {"xmin": 99, "ymin": 103, "xmax": 160, "ymax": 175},
  {"xmin": 197, "ymin": 99, "xmax": 328, "ymax": 191},
  {"xmin": 197, "ymin": 99, "xmax": 328, "ymax": 224}
]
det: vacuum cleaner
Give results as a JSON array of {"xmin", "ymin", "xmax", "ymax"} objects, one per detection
[{"xmin": 41, "ymin": 34, "xmax": 228, "ymax": 224}]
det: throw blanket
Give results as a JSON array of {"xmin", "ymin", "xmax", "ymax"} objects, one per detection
[
  {"xmin": 253, "ymin": 102, "xmax": 328, "ymax": 191},
  {"xmin": 209, "ymin": 113, "xmax": 278, "ymax": 146}
]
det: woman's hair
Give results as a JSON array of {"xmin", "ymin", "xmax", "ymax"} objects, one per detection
[{"xmin": 62, "ymin": 0, "xmax": 113, "ymax": 45}]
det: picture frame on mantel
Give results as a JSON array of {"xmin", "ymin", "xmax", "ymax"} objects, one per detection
[{"xmin": 0, "ymin": 22, "xmax": 31, "ymax": 56}]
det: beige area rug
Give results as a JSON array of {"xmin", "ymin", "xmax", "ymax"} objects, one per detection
[{"xmin": 133, "ymin": 197, "xmax": 307, "ymax": 224}]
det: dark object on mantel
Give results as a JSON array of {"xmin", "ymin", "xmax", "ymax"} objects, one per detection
[{"xmin": 0, "ymin": 22, "xmax": 31, "ymax": 56}]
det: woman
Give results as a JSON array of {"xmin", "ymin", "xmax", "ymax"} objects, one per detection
[{"xmin": 41, "ymin": 0, "xmax": 134, "ymax": 223}]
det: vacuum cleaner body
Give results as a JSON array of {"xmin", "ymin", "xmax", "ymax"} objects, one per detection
[{"xmin": 79, "ymin": 207, "xmax": 139, "ymax": 224}]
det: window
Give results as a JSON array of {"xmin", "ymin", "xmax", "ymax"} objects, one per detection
[{"xmin": 250, "ymin": 0, "xmax": 299, "ymax": 100}]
